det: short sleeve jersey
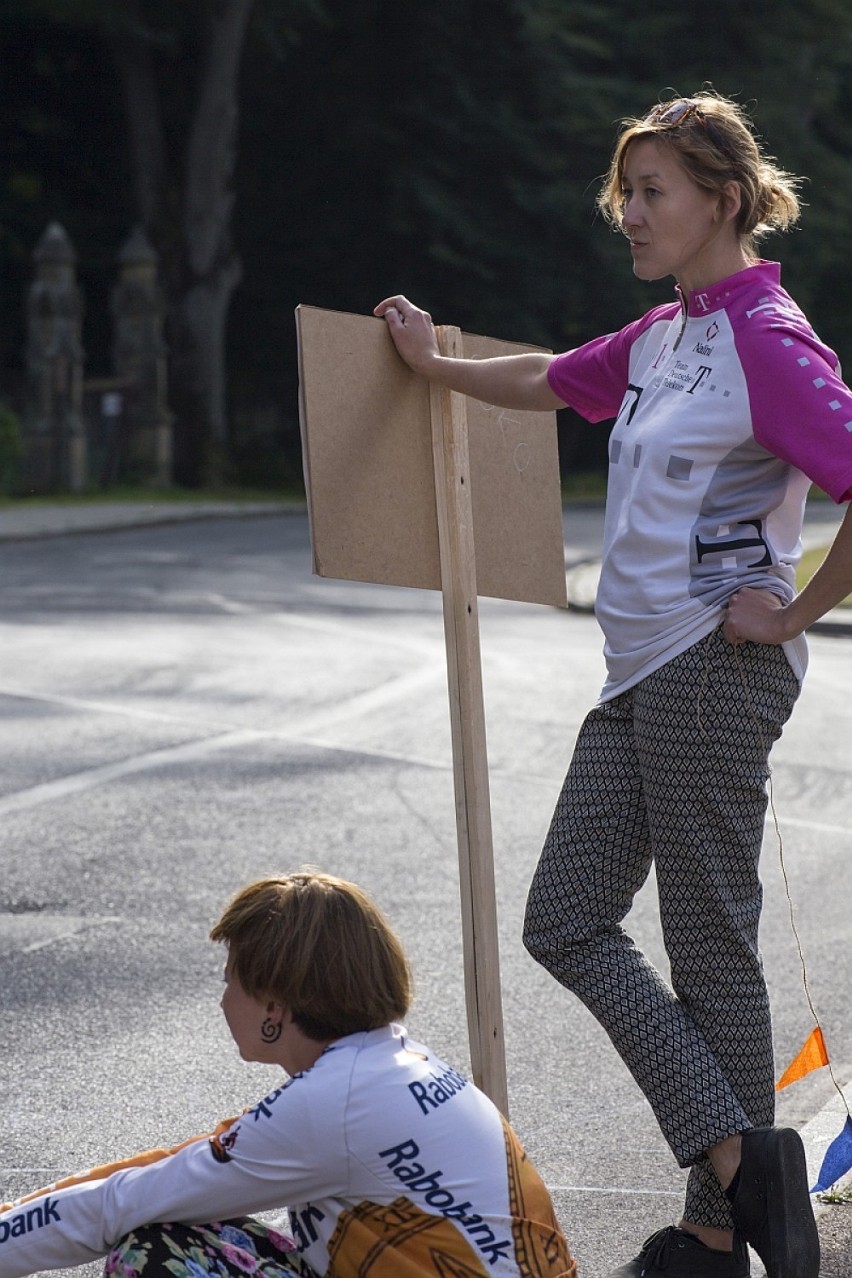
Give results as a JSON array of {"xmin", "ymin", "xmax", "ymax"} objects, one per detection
[
  {"xmin": 0, "ymin": 1025, "xmax": 575, "ymax": 1278},
  {"xmin": 547, "ymin": 261, "xmax": 852, "ymax": 701}
]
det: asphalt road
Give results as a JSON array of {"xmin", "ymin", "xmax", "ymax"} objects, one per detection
[{"xmin": 1, "ymin": 508, "xmax": 850, "ymax": 1277}]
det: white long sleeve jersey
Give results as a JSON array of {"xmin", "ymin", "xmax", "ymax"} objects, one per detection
[{"xmin": 0, "ymin": 1025, "xmax": 575, "ymax": 1278}]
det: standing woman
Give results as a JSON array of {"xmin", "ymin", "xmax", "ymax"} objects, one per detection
[{"xmin": 376, "ymin": 91, "xmax": 852, "ymax": 1278}]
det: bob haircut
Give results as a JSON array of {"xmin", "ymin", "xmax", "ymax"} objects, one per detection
[
  {"xmin": 598, "ymin": 90, "xmax": 803, "ymax": 256},
  {"xmin": 210, "ymin": 870, "xmax": 412, "ymax": 1042}
]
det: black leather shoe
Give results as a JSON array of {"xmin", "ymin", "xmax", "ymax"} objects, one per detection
[
  {"xmin": 606, "ymin": 1225, "xmax": 749, "ymax": 1277},
  {"xmin": 729, "ymin": 1127, "xmax": 819, "ymax": 1278}
]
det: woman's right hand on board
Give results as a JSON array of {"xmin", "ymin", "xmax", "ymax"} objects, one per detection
[{"xmin": 373, "ymin": 295, "xmax": 442, "ymax": 376}]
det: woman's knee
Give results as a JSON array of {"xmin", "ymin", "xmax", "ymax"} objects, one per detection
[
  {"xmin": 105, "ymin": 1226, "xmax": 161, "ymax": 1277},
  {"xmin": 522, "ymin": 870, "xmax": 575, "ymax": 969},
  {"xmin": 522, "ymin": 893, "xmax": 601, "ymax": 985},
  {"xmin": 522, "ymin": 913, "xmax": 553, "ymax": 969}
]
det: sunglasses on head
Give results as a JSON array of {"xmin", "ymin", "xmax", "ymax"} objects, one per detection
[
  {"xmin": 644, "ymin": 100, "xmax": 701, "ymax": 128},
  {"xmin": 642, "ymin": 99, "xmax": 732, "ymax": 160}
]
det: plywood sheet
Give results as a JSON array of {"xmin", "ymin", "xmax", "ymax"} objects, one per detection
[{"xmin": 296, "ymin": 305, "xmax": 567, "ymax": 606}]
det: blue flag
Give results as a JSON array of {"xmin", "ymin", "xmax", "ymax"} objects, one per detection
[{"xmin": 812, "ymin": 1114, "xmax": 852, "ymax": 1193}]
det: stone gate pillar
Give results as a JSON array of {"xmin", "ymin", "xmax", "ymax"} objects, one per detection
[
  {"xmin": 24, "ymin": 222, "xmax": 87, "ymax": 492},
  {"xmin": 111, "ymin": 226, "xmax": 173, "ymax": 485}
]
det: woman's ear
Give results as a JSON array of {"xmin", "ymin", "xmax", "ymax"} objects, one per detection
[
  {"xmin": 719, "ymin": 179, "xmax": 743, "ymax": 224},
  {"xmin": 265, "ymin": 1001, "xmax": 294, "ymax": 1028},
  {"xmin": 260, "ymin": 1002, "xmax": 287, "ymax": 1044}
]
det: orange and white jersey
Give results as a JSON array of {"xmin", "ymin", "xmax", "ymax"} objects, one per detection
[{"xmin": 0, "ymin": 1025, "xmax": 576, "ymax": 1278}]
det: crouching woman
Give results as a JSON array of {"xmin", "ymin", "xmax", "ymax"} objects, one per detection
[{"xmin": 0, "ymin": 870, "xmax": 576, "ymax": 1278}]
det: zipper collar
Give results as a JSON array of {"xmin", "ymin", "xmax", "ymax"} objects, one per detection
[{"xmin": 675, "ymin": 260, "xmax": 781, "ymax": 320}]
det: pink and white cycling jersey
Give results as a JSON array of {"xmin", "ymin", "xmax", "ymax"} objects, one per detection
[{"xmin": 548, "ymin": 261, "xmax": 852, "ymax": 701}]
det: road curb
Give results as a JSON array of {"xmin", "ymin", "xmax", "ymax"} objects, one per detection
[{"xmin": 0, "ymin": 500, "xmax": 304, "ymax": 542}]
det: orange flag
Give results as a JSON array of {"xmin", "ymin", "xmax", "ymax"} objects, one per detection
[{"xmin": 776, "ymin": 1027, "xmax": 829, "ymax": 1091}]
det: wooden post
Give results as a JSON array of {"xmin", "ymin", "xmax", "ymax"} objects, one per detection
[
  {"xmin": 296, "ymin": 304, "xmax": 565, "ymax": 1116},
  {"xmin": 429, "ymin": 324, "xmax": 509, "ymax": 1117}
]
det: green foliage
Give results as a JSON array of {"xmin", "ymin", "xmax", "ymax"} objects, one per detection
[
  {"xmin": 0, "ymin": 405, "xmax": 23, "ymax": 495},
  {"xmin": 817, "ymin": 1178, "xmax": 852, "ymax": 1203}
]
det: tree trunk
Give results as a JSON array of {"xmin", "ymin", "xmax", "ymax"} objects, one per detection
[
  {"xmin": 169, "ymin": 255, "xmax": 243, "ymax": 485},
  {"xmin": 109, "ymin": 4, "xmax": 166, "ymax": 235},
  {"xmin": 110, "ymin": 0, "xmax": 254, "ymax": 487},
  {"xmin": 170, "ymin": 0, "xmax": 254, "ymax": 486}
]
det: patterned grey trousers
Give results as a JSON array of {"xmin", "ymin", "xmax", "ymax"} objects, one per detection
[{"xmin": 523, "ymin": 626, "xmax": 800, "ymax": 1229}]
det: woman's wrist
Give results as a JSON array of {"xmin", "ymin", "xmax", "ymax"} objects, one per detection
[{"xmin": 775, "ymin": 601, "xmax": 801, "ymax": 643}]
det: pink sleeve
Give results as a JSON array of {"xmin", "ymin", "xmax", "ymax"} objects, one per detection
[
  {"xmin": 546, "ymin": 304, "xmax": 679, "ymax": 422},
  {"xmin": 737, "ymin": 315, "xmax": 852, "ymax": 503}
]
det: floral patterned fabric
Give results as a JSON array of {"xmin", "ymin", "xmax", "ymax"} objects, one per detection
[{"xmin": 105, "ymin": 1218, "xmax": 313, "ymax": 1278}]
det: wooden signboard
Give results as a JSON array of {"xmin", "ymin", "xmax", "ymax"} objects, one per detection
[
  {"xmin": 296, "ymin": 306, "xmax": 566, "ymax": 607},
  {"xmin": 297, "ymin": 306, "xmax": 566, "ymax": 1114}
]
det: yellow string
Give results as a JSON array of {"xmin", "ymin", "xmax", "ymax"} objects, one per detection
[
  {"xmin": 762, "ymin": 743, "xmax": 849, "ymax": 1112},
  {"xmin": 701, "ymin": 634, "xmax": 850, "ymax": 1116}
]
